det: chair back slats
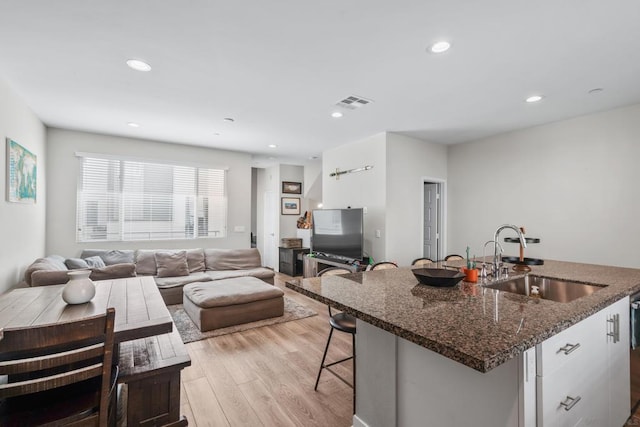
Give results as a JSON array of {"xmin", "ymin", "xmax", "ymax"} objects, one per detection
[
  {"xmin": 316, "ymin": 267, "xmax": 352, "ymax": 277},
  {"xmin": 368, "ymin": 261, "xmax": 398, "ymax": 271},
  {"xmin": 0, "ymin": 315, "xmax": 108, "ymax": 355},
  {"xmin": 0, "ymin": 307, "xmax": 115, "ymax": 426},
  {"xmin": 0, "ymin": 343, "xmax": 105, "ymax": 376},
  {"xmin": 0, "ymin": 363, "xmax": 103, "ymax": 398},
  {"xmin": 411, "ymin": 258, "xmax": 434, "ymax": 267}
]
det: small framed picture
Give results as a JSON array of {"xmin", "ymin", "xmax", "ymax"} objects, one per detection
[
  {"xmin": 282, "ymin": 181, "xmax": 302, "ymax": 194},
  {"xmin": 281, "ymin": 197, "xmax": 301, "ymax": 215}
]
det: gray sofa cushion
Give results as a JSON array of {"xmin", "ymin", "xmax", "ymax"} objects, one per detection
[
  {"xmin": 24, "ymin": 256, "xmax": 68, "ymax": 286},
  {"xmin": 81, "ymin": 249, "xmax": 135, "ymax": 265},
  {"xmin": 30, "ymin": 263, "xmax": 137, "ymax": 286},
  {"xmin": 89, "ymin": 263, "xmax": 136, "ymax": 281},
  {"xmin": 136, "ymin": 248, "xmax": 205, "ymax": 275},
  {"xmin": 31, "ymin": 269, "xmax": 70, "ymax": 287},
  {"xmin": 204, "ymin": 267, "xmax": 275, "ymax": 282},
  {"xmin": 65, "ymin": 256, "xmax": 106, "ymax": 270},
  {"xmin": 135, "ymin": 250, "xmax": 158, "ymax": 275},
  {"xmin": 186, "ymin": 248, "xmax": 206, "ymax": 273},
  {"xmin": 155, "ymin": 251, "xmax": 190, "ymax": 278},
  {"xmin": 154, "ymin": 271, "xmax": 213, "ymax": 289},
  {"xmin": 205, "ymin": 248, "xmax": 262, "ymax": 271}
]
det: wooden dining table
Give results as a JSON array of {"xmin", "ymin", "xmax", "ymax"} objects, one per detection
[
  {"xmin": 0, "ymin": 275, "xmax": 190, "ymax": 426},
  {"xmin": 0, "ymin": 275, "xmax": 173, "ymax": 345}
]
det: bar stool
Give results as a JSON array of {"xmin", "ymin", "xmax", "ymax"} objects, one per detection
[
  {"xmin": 366, "ymin": 261, "xmax": 398, "ymax": 271},
  {"xmin": 411, "ymin": 257, "xmax": 434, "ymax": 267},
  {"xmin": 314, "ymin": 267, "xmax": 356, "ymax": 412}
]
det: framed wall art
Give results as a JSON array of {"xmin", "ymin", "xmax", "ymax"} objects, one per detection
[
  {"xmin": 282, "ymin": 181, "xmax": 302, "ymax": 194},
  {"xmin": 6, "ymin": 138, "xmax": 37, "ymax": 203},
  {"xmin": 281, "ymin": 197, "xmax": 300, "ymax": 215}
]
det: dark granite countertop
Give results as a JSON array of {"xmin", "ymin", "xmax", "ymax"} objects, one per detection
[{"xmin": 285, "ymin": 259, "xmax": 640, "ymax": 372}]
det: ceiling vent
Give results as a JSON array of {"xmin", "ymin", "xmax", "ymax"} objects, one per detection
[{"xmin": 336, "ymin": 95, "xmax": 373, "ymax": 110}]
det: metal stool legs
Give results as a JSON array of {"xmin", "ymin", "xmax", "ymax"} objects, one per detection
[{"xmin": 314, "ymin": 318, "xmax": 356, "ymax": 413}]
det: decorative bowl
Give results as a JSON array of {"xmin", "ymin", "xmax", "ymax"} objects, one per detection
[{"xmin": 412, "ymin": 268, "xmax": 465, "ymax": 287}]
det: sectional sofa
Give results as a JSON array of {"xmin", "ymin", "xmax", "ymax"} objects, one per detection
[{"xmin": 23, "ymin": 248, "xmax": 275, "ymax": 305}]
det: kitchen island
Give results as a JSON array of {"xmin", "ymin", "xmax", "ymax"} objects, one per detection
[{"xmin": 286, "ymin": 260, "xmax": 640, "ymax": 427}]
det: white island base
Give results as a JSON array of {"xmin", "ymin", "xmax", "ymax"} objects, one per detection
[{"xmin": 353, "ymin": 297, "xmax": 629, "ymax": 427}]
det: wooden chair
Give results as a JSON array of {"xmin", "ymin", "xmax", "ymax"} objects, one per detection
[
  {"xmin": 444, "ymin": 254, "xmax": 464, "ymax": 261},
  {"xmin": 314, "ymin": 267, "xmax": 356, "ymax": 412},
  {"xmin": 0, "ymin": 308, "xmax": 117, "ymax": 426},
  {"xmin": 411, "ymin": 257, "xmax": 434, "ymax": 267},
  {"xmin": 367, "ymin": 261, "xmax": 398, "ymax": 271}
]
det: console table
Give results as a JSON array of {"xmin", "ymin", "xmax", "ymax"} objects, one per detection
[
  {"xmin": 279, "ymin": 247, "xmax": 309, "ymax": 276},
  {"xmin": 302, "ymin": 255, "xmax": 364, "ymax": 278}
]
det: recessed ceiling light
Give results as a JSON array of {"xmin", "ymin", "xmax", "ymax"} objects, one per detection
[
  {"xmin": 309, "ymin": 156, "xmax": 318, "ymax": 160},
  {"xmin": 126, "ymin": 59, "xmax": 151, "ymax": 72},
  {"xmin": 331, "ymin": 112, "xmax": 343, "ymax": 118},
  {"xmin": 268, "ymin": 144, "xmax": 277, "ymax": 148},
  {"xmin": 588, "ymin": 88, "xmax": 604, "ymax": 94},
  {"xmin": 428, "ymin": 41, "xmax": 451, "ymax": 54},
  {"xmin": 213, "ymin": 132, "xmax": 220, "ymax": 136},
  {"xmin": 525, "ymin": 95, "xmax": 544, "ymax": 103},
  {"xmin": 127, "ymin": 122, "xmax": 140, "ymax": 128},
  {"xmin": 223, "ymin": 118, "xmax": 235, "ymax": 122}
]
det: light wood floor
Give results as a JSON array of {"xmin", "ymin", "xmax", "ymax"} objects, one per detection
[
  {"xmin": 179, "ymin": 273, "xmax": 354, "ymax": 427},
  {"xmin": 178, "ymin": 273, "xmax": 640, "ymax": 426}
]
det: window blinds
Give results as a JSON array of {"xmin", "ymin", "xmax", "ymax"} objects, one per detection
[{"xmin": 76, "ymin": 155, "xmax": 227, "ymax": 242}]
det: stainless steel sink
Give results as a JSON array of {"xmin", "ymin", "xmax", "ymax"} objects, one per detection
[{"xmin": 484, "ymin": 275, "xmax": 606, "ymax": 303}]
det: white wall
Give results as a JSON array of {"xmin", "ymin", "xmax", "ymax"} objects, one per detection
[
  {"xmin": 303, "ymin": 158, "xmax": 322, "ymax": 212},
  {"xmin": 279, "ymin": 164, "xmax": 304, "ymax": 240},
  {"xmin": 0, "ymin": 79, "xmax": 46, "ymax": 290},
  {"xmin": 46, "ymin": 128, "xmax": 253, "ymax": 256},
  {"xmin": 323, "ymin": 133, "xmax": 387, "ymax": 262},
  {"xmin": 448, "ymin": 103, "xmax": 640, "ymax": 268},
  {"xmin": 386, "ymin": 133, "xmax": 448, "ymax": 266}
]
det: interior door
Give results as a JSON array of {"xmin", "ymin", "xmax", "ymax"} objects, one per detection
[
  {"xmin": 263, "ymin": 191, "xmax": 278, "ymax": 269},
  {"xmin": 423, "ymin": 183, "xmax": 439, "ymax": 261}
]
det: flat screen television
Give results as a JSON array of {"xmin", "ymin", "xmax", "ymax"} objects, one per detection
[{"xmin": 311, "ymin": 208, "xmax": 363, "ymax": 262}]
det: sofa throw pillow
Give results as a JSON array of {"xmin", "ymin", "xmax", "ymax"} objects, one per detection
[
  {"xmin": 80, "ymin": 249, "xmax": 135, "ymax": 266},
  {"xmin": 84, "ymin": 256, "xmax": 106, "ymax": 268},
  {"xmin": 65, "ymin": 258, "xmax": 89, "ymax": 270},
  {"xmin": 65, "ymin": 256, "xmax": 106, "ymax": 270},
  {"xmin": 155, "ymin": 251, "xmax": 190, "ymax": 278}
]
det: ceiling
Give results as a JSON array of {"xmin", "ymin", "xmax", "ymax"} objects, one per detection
[{"xmin": 1, "ymin": 1, "xmax": 640, "ymax": 166}]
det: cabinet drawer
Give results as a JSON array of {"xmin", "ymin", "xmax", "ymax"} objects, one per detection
[
  {"xmin": 537, "ymin": 346, "xmax": 607, "ymax": 427},
  {"xmin": 536, "ymin": 307, "xmax": 606, "ymax": 377}
]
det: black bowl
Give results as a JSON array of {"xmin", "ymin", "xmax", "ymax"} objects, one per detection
[{"xmin": 412, "ymin": 268, "xmax": 465, "ymax": 287}]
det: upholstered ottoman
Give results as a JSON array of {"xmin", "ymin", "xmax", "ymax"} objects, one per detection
[{"xmin": 182, "ymin": 277, "xmax": 284, "ymax": 331}]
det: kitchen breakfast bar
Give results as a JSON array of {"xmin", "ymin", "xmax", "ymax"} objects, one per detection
[{"xmin": 286, "ymin": 260, "xmax": 640, "ymax": 427}]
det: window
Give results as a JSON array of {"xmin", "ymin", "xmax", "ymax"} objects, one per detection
[{"xmin": 76, "ymin": 154, "xmax": 227, "ymax": 242}]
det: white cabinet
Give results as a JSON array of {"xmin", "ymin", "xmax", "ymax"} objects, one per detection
[
  {"xmin": 607, "ymin": 297, "xmax": 630, "ymax": 427},
  {"xmin": 536, "ymin": 296, "xmax": 629, "ymax": 427}
]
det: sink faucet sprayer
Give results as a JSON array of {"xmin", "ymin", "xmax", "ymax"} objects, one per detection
[{"xmin": 492, "ymin": 224, "xmax": 526, "ymax": 277}]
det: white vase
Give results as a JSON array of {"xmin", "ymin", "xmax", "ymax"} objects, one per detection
[{"xmin": 62, "ymin": 270, "xmax": 96, "ymax": 304}]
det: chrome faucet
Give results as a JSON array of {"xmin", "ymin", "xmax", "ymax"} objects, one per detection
[
  {"xmin": 481, "ymin": 240, "xmax": 503, "ymax": 278},
  {"xmin": 493, "ymin": 224, "xmax": 526, "ymax": 277}
]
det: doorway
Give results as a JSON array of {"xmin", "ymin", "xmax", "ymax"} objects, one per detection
[
  {"xmin": 423, "ymin": 181, "xmax": 443, "ymax": 261},
  {"xmin": 263, "ymin": 190, "xmax": 278, "ymax": 269}
]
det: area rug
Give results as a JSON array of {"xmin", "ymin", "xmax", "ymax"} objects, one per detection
[{"xmin": 168, "ymin": 297, "xmax": 317, "ymax": 344}]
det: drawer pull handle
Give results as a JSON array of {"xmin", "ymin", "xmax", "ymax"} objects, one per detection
[
  {"xmin": 607, "ymin": 314, "xmax": 620, "ymax": 343},
  {"xmin": 558, "ymin": 343, "xmax": 581, "ymax": 355},
  {"xmin": 560, "ymin": 395, "xmax": 581, "ymax": 411}
]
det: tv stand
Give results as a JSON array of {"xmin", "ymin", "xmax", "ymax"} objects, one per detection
[{"xmin": 303, "ymin": 255, "xmax": 364, "ymax": 278}]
